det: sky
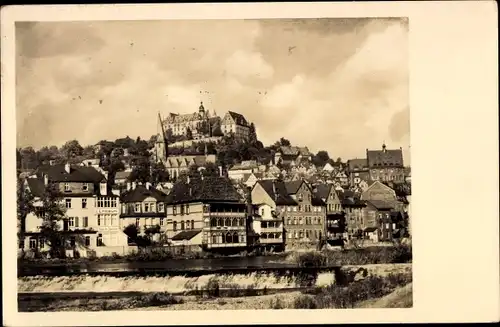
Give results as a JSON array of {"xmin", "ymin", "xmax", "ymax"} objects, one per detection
[{"xmin": 16, "ymin": 18, "xmax": 410, "ymax": 163}]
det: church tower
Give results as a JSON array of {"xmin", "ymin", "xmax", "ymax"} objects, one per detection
[{"xmin": 199, "ymin": 101, "xmax": 205, "ymax": 115}]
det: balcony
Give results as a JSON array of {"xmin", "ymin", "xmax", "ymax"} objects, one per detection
[
  {"xmin": 206, "ymin": 212, "xmax": 247, "ymax": 217},
  {"xmin": 261, "ymin": 227, "xmax": 283, "ymax": 233},
  {"xmin": 206, "ymin": 242, "xmax": 247, "ymax": 248},
  {"xmin": 260, "ymin": 238, "xmax": 283, "ymax": 244}
]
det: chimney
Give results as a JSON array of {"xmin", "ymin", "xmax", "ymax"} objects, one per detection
[
  {"xmin": 187, "ymin": 175, "xmax": 190, "ymax": 184},
  {"xmin": 43, "ymin": 174, "xmax": 49, "ymax": 186},
  {"xmin": 64, "ymin": 163, "xmax": 71, "ymax": 174},
  {"xmin": 127, "ymin": 182, "xmax": 131, "ymax": 191},
  {"xmin": 218, "ymin": 166, "xmax": 223, "ymax": 177},
  {"xmin": 146, "ymin": 182, "xmax": 151, "ymax": 190},
  {"xmin": 272, "ymin": 180, "xmax": 278, "ymax": 201}
]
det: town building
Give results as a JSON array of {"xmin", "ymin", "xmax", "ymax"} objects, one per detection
[
  {"xmin": 337, "ymin": 190, "xmax": 366, "ymax": 239},
  {"xmin": 251, "ymin": 179, "xmax": 326, "ymax": 249},
  {"xmin": 366, "ymin": 143, "xmax": 405, "ymax": 183},
  {"xmin": 163, "ymin": 154, "xmax": 217, "ymax": 180},
  {"xmin": 227, "ymin": 160, "xmax": 260, "ymax": 182},
  {"xmin": 162, "ymin": 102, "xmax": 219, "ymax": 138},
  {"xmin": 251, "ymin": 203, "xmax": 285, "ymax": 252},
  {"xmin": 314, "ymin": 184, "xmax": 345, "ymax": 242},
  {"xmin": 165, "ymin": 174, "xmax": 247, "ymax": 252},
  {"xmin": 21, "ymin": 163, "xmax": 126, "ymax": 257},
  {"xmin": 114, "ymin": 170, "xmax": 132, "ymax": 185},
  {"xmin": 119, "ymin": 182, "xmax": 168, "ymax": 244},
  {"xmin": 273, "ymin": 146, "xmax": 313, "ymax": 166},
  {"xmin": 220, "ymin": 111, "xmax": 251, "ymax": 141},
  {"xmin": 347, "ymin": 158, "xmax": 370, "ymax": 187}
]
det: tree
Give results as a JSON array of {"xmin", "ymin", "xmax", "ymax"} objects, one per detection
[
  {"xmin": 61, "ymin": 140, "xmax": 84, "ymax": 159},
  {"xmin": 19, "ymin": 146, "xmax": 38, "ymax": 169},
  {"xmin": 17, "ymin": 179, "xmax": 34, "ymax": 252},
  {"xmin": 123, "ymin": 224, "xmax": 139, "ymax": 245},
  {"xmin": 37, "ymin": 146, "xmax": 52, "ymax": 164},
  {"xmin": 128, "ymin": 157, "xmax": 151, "ymax": 183},
  {"xmin": 212, "ymin": 125, "xmax": 224, "ymax": 137},
  {"xmin": 312, "ymin": 150, "xmax": 330, "ymax": 167},
  {"xmin": 115, "ymin": 136, "xmax": 135, "ymax": 149},
  {"xmin": 36, "ymin": 183, "xmax": 69, "ymax": 258},
  {"xmin": 151, "ymin": 162, "xmax": 169, "ymax": 184},
  {"xmin": 249, "ymin": 123, "xmax": 258, "ymax": 144},
  {"xmin": 186, "ymin": 127, "xmax": 193, "ymax": 140},
  {"xmin": 336, "ymin": 157, "xmax": 342, "ymax": 163},
  {"xmin": 82, "ymin": 145, "xmax": 96, "ymax": 159},
  {"xmin": 279, "ymin": 137, "xmax": 291, "ymax": 147}
]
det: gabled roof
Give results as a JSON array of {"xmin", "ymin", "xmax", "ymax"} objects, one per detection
[
  {"xmin": 347, "ymin": 158, "xmax": 368, "ymax": 171},
  {"xmin": 279, "ymin": 146, "xmax": 311, "ymax": 157},
  {"xmin": 226, "ymin": 111, "xmax": 249, "ymax": 127},
  {"xmin": 35, "ymin": 164, "xmax": 106, "ymax": 183},
  {"xmin": 171, "ymin": 230, "xmax": 201, "ymax": 241},
  {"xmin": 166, "ymin": 176, "xmax": 242, "ymax": 204},
  {"xmin": 255, "ymin": 180, "xmax": 298, "ymax": 206},
  {"xmin": 26, "ymin": 178, "xmax": 46, "ymax": 197},
  {"xmin": 367, "ymin": 146, "xmax": 403, "ymax": 168},
  {"xmin": 364, "ymin": 227, "xmax": 378, "ymax": 233},
  {"xmin": 121, "ymin": 185, "xmax": 167, "ymax": 203},
  {"xmin": 284, "ymin": 180, "xmax": 303, "ymax": 195},
  {"xmin": 366, "ymin": 200, "xmax": 394, "ymax": 210},
  {"xmin": 115, "ymin": 171, "xmax": 131, "ymax": 180},
  {"xmin": 315, "ymin": 184, "xmax": 332, "ymax": 200}
]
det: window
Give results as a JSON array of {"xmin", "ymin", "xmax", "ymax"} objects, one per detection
[
  {"xmin": 186, "ymin": 204, "xmax": 190, "ymax": 214},
  {"xmin": 68, "ymin": 217, "xmax": 75, "ymax": 227},
  {"xmin": 65, "ymin": 199, "xmax": 72, "ymax": 208},
  {"xmin": 186, "ymin": 220, "xmax": 190, "ymax": 230},
  {"xmin": 158, "ymin": 203, "xmax": 164, "ymax": 212},
  {"xmin": 173, "ymin": 221, "xmax": 177, "ymax": 231},
  {"xmin": 192, "ymin": 220, "xmax": 195, "ymax": 229},
  {"xmin": 110, "ymin": 216, "xmax": 116, "ymax": 226},
  {"xmin": 299, "ymin": 218, "xmax": 303, "ymax": 225},
  {"xmin": 173, "ymin": 206, "xmax": 177, "ymax": 216},
  {"xmin": 64, "ymin": 183, "xmax": 70, "ymax": 192},
  {"xmin": 144, "ymin": 203, "xmax": 151, "ymax": 212},
  {"xmin": 29, "ymin": 237, "xmax": 37, "ymax": 249},
  {"xmin": 39, "ymin": 238, "xmax": 45, "ymax": 249},
  {"xmin": 70, "ymin": 236, "xmax": 76, "ymax": 247},
  {"xmin": 85, "ymin": 236, "xmax": 91, "ymax": 246},
  {"xmin": 83, "ymin": 217, "xmax": 88, "ymax": 227},
  {"xmin": 97, "ymin": 234, "xmax": 103, "ymax": 247},
  {"xmin": 135, "ymin": 218, "xmax": 140, "ymax": 227},
  {"xmin": 181, "ymin": 221, "xmax": 185, "ymax": 230},
  {"xmin": 180, "ymin": 205, "xmax": 185, "ymax": 215},
  {"xmin": 135, "ymin": 203, "xmax": 141, "ymax": 213},
  {"xmin": 97, "ymin": 215, "xmax": 102, "ymax": 226},
  {"xmin": 82, "ymin": 183, "xmax": 89, "ymax": 191},
  {"xmin": 74, "ymin": 217, "xmax": 79, "ymax": 227},
  {"xmin": 160, "ymin": 218, "xmax": 165, "ymax": 226}
]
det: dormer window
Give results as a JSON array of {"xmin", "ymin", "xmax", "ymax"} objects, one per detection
[
  {"xmin": 82, "ymin": 183, "xmax": 89, "ymax": 191},
  {"xmin": 64, "ymin": 183, "xmax": 70, "ymax": 192}
]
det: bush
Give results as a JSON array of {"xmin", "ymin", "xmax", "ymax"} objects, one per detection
[
  {"xmin": 130, "ymin": 292, "xmax": 183, "ymax": 307},
  {"xmin": 296, "ymin": 252, "xmax": 328, "ymax": 267},
  {"xmin": 269, "ymin": 297, "xmax": 285, "ymax": 309},
  {"xmin": 293, "ymin": 295, "xmax": 318, "ymax": 309}
]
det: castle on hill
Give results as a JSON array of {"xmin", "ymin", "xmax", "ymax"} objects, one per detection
[{"xmin": 154, "ymin": 101, "xmax": 253, "ymax": 165}]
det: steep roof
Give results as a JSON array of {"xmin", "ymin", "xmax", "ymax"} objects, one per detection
[
  {"xmin": 166, "ymin": 176, "xmax": 242, "ymax": 204},
  {"xmin": 279, "ymin": 146, "xmax": 311, "ymax": 157},
  {"xmin": 26, "ymin": 178, "xmax": 46, "ymax": 197},
  {"xmin": 315, "ymin": 184, "xmax": 332, "ymax": 200},
  {"xmin": 284, "ymin": 180, "xmax": 303, "ymax": 195},
  {"xmin": 366, "ymin": 147, "xmax": 404, "ymax": 168},
  {"xmin": 348, "ymin": 158, "xmax": 368, "ymax": 171},
  {"xmin": 226, "ymin": 111, "xmax": 249, "ymax": 127},
  {"xmin": 35, "ymin": 164, "xmax": 106, "ymax": 183},
  {"xmin": 366, "ymin": 200, "xmax": 394, "ymax": 210},
  {"xmin": 255, "ymin": 180, "xmax": 298, "ymax": 206},
  {"xmin": 121, "ymin": 185, "xmax": 168, "ymax": 203}
]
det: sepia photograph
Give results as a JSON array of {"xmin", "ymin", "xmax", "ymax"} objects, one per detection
[
  {"xmin": 2, "ymin": 2, "xmax": 498, "ymax": 326},
  {"xmin": 14, "ymin": 16, "xmax": 413, "ymax": 312}
]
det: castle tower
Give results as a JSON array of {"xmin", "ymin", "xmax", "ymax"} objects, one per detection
[{"xmin": 199, "ymin": 101, "xmax": 205, "ymax": 115}]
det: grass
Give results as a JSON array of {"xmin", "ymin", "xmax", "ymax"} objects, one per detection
[{"xmin": 294, "ymin": 244, "xmax": 412, "ymax": 267}]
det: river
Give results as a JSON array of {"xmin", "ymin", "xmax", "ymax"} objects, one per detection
[{"xmin": 18, "ymin": 255, "xmax": 298, "ymax": 275}]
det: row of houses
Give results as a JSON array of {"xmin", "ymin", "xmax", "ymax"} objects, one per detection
[{"xmin": 19, "ymin": 159, "xmax": 411, "ymax": 257}]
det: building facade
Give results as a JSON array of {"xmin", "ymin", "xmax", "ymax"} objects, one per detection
[
  {"xmin": 120, "ymin": 183, "xmax": 168, "ymax": 244},
  {"xmin": 366, "ymin": 143, "xmax": 405, "ymax": 183},
  {"xmin": 21, "ymin": 163, "xmax": 127, "ymax": 257},
  {"xmin": 220, "ymin": 111, "xmax": 251, "ymax": 141},
  {"xmin": 165, "ymin": 175, "xmax": 247, "ymax": 251}
]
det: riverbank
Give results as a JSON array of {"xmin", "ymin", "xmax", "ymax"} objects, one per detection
[
  {"xmin": 18, "ymin": 244, "xmax": 412, "ymax": 268},
  {"xmin": 18, "ymin": 268, "xmax": 412, "ymax": 311}
]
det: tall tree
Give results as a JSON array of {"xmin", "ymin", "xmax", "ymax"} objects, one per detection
[
  {"xmin": 19, "ymin": 147, "xmax": 38, "ymax": 169},
  {"xmin": 248, "ymin": 123, "xmax": 258, "ymax": 144},
  {"xmin": 151, "ymin": 162, "xmax": 169, "ymax": 184},
  {"xmin": 61, "ymin": 140, "xmax": 84, "ymax": 159},
  {"xmin": 279, "ymin": 137, "xmax": 291, "ymax": 147},
  {"xmin": 312, "ymin": 150, "xmax": 330, "ymax": 167},
  {"xmin": 17, "ymin": 179, "xmax": 34, "ymax": 252},
  {"xmin": 36, "ymin": 183, "xmax": 68, "ymax": 258},
  {"xmin": 128, "ymin": 157, "xmax": 151, "ymax": 184},
  {"xmin": 186, "ymin": 127, "xmax": 193, "ymax": 140}
]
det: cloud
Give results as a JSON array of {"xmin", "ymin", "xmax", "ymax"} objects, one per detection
[{"xmin": 16, "ymin": 18, "xmax": 409, "ymax": 163}]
